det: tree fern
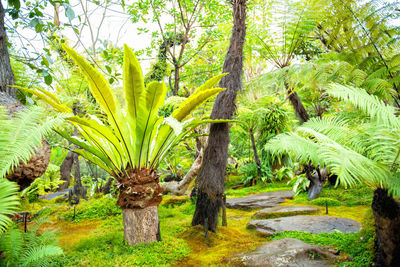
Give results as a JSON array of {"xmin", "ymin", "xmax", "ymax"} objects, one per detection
[
  {"xmin": 266, "ymin": 84, "xmax": 400, "ymax": 196},
  {"xmin": 0, "ymin": 106, "xmax": 65, "ymax": 178}
]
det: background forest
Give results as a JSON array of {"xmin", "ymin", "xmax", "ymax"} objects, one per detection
[{"xmin": 0, "ymin": 0, "xmax": 400, "ymax": 266}]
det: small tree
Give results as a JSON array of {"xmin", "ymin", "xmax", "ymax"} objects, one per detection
[{"xmin": 21, "ymin": 44, "xmax": 227, "ymax": 246}]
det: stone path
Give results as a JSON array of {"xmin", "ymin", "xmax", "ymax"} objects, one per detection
[
  {"xmin": 39, "ymin": 188, "xmax": 72, "ymax": 200},
  {"xmin": 226, "ymin": 190, "xmax": 362, "ymax": 266},
  {"xmin": 231, "ymin": 238, "xmax": 340, "ymax": 267},
  {"xmin": 252, "ymin": 205, "xmax": 320, "ymax": 219},
  {"xmin": 226, "ymin": 190, "xmax": 294, "ymax": 209},
  {"xmin": 248, "ymin": 215, "xmax": 361, "ymax": 236}
]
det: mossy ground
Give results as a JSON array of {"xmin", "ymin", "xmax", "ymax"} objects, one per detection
[{"xmin": 24, "ymin": 180, "xmax": 375, "ymax": 266}]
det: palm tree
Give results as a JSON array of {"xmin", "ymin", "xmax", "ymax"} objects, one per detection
[
  {"xmin": 265, "ymin": 83, "xmax": 400, "ymax": 266},
  {"xmin": 22, "ymin": 44, "xmax": 227, "ymax": 246}
]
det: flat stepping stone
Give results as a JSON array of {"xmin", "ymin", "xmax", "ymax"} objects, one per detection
[
  {"xmin": 226, "ymin": 191, "xmax": 294, "ymax": 210},
  {"xmin": 39, "ymin": 188, "xmax": 73, "ymax": 200},
  {"xmin": 231, "ymin": 238, "xmax": 341, "ymax": 267},
  {"xmin": 247, "ymin": 215, "xmax": 361, "ymax": 236},
  {"xmin": 252, "ymin": 205, "xmax": 320, "ymax": 219}
]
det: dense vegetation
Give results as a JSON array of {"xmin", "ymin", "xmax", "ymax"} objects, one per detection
[{"xmin": 1, "ymin": 0, "xmax": 400, "ymax": 266}]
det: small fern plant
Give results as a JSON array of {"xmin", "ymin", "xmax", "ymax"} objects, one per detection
[{"xmin": 0, "ymin": 217, "xmax": 63, "ymax": 267}]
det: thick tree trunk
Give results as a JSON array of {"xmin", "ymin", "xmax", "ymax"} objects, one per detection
[
  {"xmin": 162, "ymin": 149, "xmax": 203, "ymax": 195},
  {"xmin": 117, "ymin": 168, "xmax": 163, "ymax": 246},
  {"xmin": 192, "ymin": 0, "xmax": 247, "ymax": 232},
  {"xmin": 122, "ymin": 206, "xmax": 160, "ymax": 245},
  {"xmin": 59, "ymin": 151, "xmax": 74, "ymax": 190},
  {"xmin": 0, "ymin": 2, "xmax": 16, "ymax": 98},
  {"xmin": 249, "ymin": 127, "xmax": 262, "ymax": 180},
  {"xmin": 372, "ymin": 188, "xmax": 400, "ymax": 267}
]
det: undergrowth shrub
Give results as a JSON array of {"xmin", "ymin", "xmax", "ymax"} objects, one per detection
[{"xmin": 62, "ymin": 196, "xmax": 121, "ymax": 221}]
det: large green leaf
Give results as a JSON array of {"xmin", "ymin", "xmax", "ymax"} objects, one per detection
[{"xmin": 123, "ymin": 44, "xmax": 145, "ymax": 120}]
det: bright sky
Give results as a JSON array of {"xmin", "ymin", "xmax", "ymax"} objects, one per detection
[{"xmin": 5, "ymin": 0, "xmax": 157, "ymax": 71}]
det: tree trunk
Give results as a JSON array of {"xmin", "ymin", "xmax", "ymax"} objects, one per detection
[
  {"xmin": 122, "ymin": 206, "xmax": 159, "ymax": 245},
  {"xmin": 162, "ymin": 148, "xmax": 203, "ymax": 195},
  {"xmin": 372, "ymin": 188, "xmax": 400, "ymax": 267},
  {"xmin": 117, "ymin": 168, "xmax": 163, "ymax": 246},
  {"xmin": 249, "ymin": 127, "xmax": 262, "ymax": 180},
  {"xmin": 59, "ymin": 151, "xmax": 74, "ymax": 190},
  {"xmin": 102, "ymin": 176, "xmax": 113, "ymax": 194},
  {"xmin": 0, "ymin": 2, "xmax": 16, "ymax": 98},
  {"xmin": 288, "ymin": 90, "xmax": 309, "ymax": 123},
  {"xmin": 192, "ymin": 0, "xmax": 247, "ymax": 232},
  {"xmin": 173, "ymin": 65, "xmax": 180, "ymax": 95}
]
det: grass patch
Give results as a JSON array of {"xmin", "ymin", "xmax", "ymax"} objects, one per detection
[
  {"xmin": 225, "ymin": 181, "xmax": 291, "ymax": 198},
  {"xmin": 292, "ymin": 183, "xmax": 373, "ymax": 207}
]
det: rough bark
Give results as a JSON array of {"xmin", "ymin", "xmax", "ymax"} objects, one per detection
[
  {"xmin": 249, "ymin": 127, "xmax": 262, "ymax": 180},
  {"xmin": 288, "ymin": 90, "xmax": 309, "ymax": 124},
  {"xmin": 59, "ymin": 151, "xmax": 74, "ymax": 190},
  {"xmin": 192, "ymin": 0, "xmax": 247, "ymax": 232},
  {"xmin": 162, "ymin": 148, "xmax": 203, "ymax": 195},
  {"xmin": 372, "ymin": 188, "xmax": 400, "ymax": 267},
  {"xmin": 7, "ymin": 139, "xmax": 51, "ymax": 190},
  {"xmin": 102, "ymin": 177, "xmax": 113, "ymax": 194},
  {"xmin": 117, "ymin": 168, "xmax": 162, "ymax": 209},
  {"xmin": 117, "ymin": 168, "xmax": 163, "ymax": 246},
  {"xmin": 0, "ymin": 2, "xmax": 16, "ymax": 97},
  {"xmin": 122, "ymin": 206, "xmax": 159, "ymax": 245}
]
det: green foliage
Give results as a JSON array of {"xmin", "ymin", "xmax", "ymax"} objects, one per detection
[
  {"xmin": 23, "ymin": 45, "xmax": 226, "ymax": 179},
  {"xmin": 158, "ymin": 96, "xmax": 187, "ymax": 118},
  {"xmin": 0, "ymin": 180, "xmax": 19, "ymax": 233},
  {"xmin": 62, "ymin": 196, "xmax": 122, "ymax": 221},
  {"xmin": 55, "ymin": 232, "xmax": 190, "ymax": 267},
  {"xmin": 0, "ymin": 217, "xmax": 63, "ymax": 267},
  {"xmin": 287, "ymin": 174, "xmax": 310, "ymax": 195},
  {"xmin": 309, "ymin": 197, "xmax": 343, "ymax": 207},
  {"xmin": 0, "ymin": 106, "xmax": 64, "ymax": 178}
]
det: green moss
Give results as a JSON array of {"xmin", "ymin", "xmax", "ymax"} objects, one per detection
[
  {"xmin": 54, "ymin": 232, "xmax": 190, "ymax": 266},
  {"xmin": 310, "ymin": 197, "xmax": 343, "ymax": 207},
  {"xmin": 61, "ymin": 196, "xmax": 121, "ymax": 221},
  {"xmin": 225, "ymin": 181, "xmax": 291, "ymax": 197},
  {"xmin": 292, "ymin": 184, "xmax": 373, "ymax": 207}
]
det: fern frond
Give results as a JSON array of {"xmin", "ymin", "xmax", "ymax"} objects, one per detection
[
  {"xmin": 0, "ymin": 106, "xmax": 65, "ymax": 178},
  {"xmin": 21, "ymin": 245, "xmax": 63, "ymax": 267},
  {"xmin": 0, "ymin": 227, "xmax": 24, "ymax": 262},
  {"xmin": 327, "ymin": 83, "xmax": 400, "ymax": 128},
  {"xmin": 0, "ymin": 180, "xmax": 19, "ymax": 233}
]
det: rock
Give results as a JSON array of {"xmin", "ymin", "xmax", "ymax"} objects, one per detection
[
  {"xmin": 247, "ymin": 215, "xmax": 361, "ymax": 236},
  {"xmin": 252, "ymin": 205, "xmax": 320, "ymax": 219},
  {"xmin": 226, "ymin": 191, "xmax": 294, "ymax": 210},
  {"xmin": 231, "ymin": 238, "xmax": 341, "ymax": 266}
]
